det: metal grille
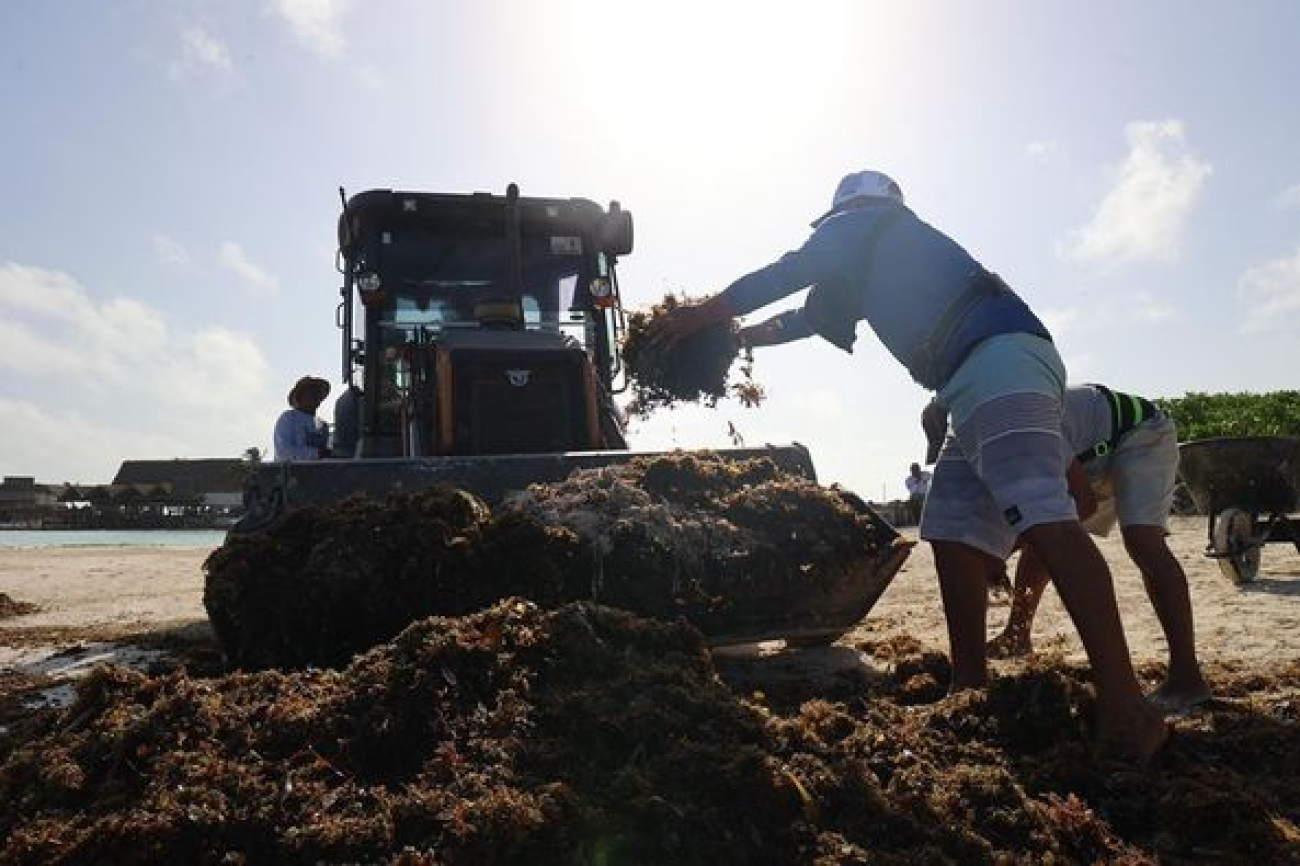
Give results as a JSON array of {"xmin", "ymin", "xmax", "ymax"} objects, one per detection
[{"xmin": 456, "ymin": 360, "xmax": 584, "ymax": 454}]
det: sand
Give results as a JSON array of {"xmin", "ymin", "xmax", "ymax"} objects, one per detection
[
  {"xmin": 869, "ymin": 515, "xmax": 1300, "ymax": 672},
  {"xmin": 2, "ymin": 515, "xmax": 1299, "ymax": 687},
  {"xmin": 0, "ymin": 546, "xmax": 213, "ymax": 687}
]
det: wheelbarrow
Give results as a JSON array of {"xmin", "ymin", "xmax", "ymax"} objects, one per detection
[{"xmin": 1177, "ymin": 436, "xmax": 1300, "ymax": 583}]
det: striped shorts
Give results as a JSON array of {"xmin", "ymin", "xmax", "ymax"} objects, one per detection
[{"xmin": 919, "ymin": 335, "xmax": 1076, "ymax": 560}]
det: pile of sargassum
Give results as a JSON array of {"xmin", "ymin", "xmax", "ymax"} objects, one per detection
[{"xmin": 4, "ymin": 595, "xmax": 1300, "ymax": 863}]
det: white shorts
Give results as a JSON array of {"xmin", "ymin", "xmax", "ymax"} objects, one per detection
[{"xmin": 1081, "ymin": 414, "xmax": 1178, "ymax": 536}]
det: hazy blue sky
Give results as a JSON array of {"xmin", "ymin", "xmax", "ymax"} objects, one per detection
[{"xmin": 3, "ymin": 1, "xmax": 1299, "ymax": 500}]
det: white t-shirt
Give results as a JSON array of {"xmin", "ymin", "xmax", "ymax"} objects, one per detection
[
  {"xmin": 1060, "ymin": 386, "xmax": 1114, "ymax": 456},
  {"xmin": 905, "ymin": 471, "xmax": 932, "ymax": 500},
  {"xmin": 273, "ymin": 409, "xmax": 329, "ymax": 461}
]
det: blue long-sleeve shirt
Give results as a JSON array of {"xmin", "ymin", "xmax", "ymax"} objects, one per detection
[
  {"xmin": 273, "ymin": 409, "xmax": 329, "ymax": 461},
  {"xmin": 720, "ymin": 202, "xmax": 1049, "ymax": 389}
]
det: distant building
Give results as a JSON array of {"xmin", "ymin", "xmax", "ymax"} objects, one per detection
[
  {"xmin": 0, "ymin": 461, "xmax": 252, "ymax": 529},
  {"xmin": 111, "ymin": 459, "xmax": 249, "ymax": 510},
  {"xmin": 0, "ymin": 476, "xmax": 58, "ymax": 525},
  {"xmin": 0, "ymin": 476, "xmax": 55, "ymax": 508}
]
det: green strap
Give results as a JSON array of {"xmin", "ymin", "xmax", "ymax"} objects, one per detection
[
  {"xmin": 1095, "ymin": 384, "xmax": 1155, "ymax": 437},
  {"xmin": 1077, "ymin": 385, "xmax": 1159, "ymax": 463}
]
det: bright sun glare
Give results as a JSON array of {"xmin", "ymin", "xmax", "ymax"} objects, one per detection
[{"xmin": 533, "ymin": 2, "xmax": 869, "ymax": 164}]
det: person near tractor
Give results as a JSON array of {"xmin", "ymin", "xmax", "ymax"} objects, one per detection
[
  {"xmin": 273, "ymin": 376, "xmax": 332, "ymax": 461},
  {"xmin": 974, "ymin": 384, "xmax": 1213, "ymax": 714},
  {"xmin": 904, "ymin": 462, "xmax": 932, "ymax": 525},
  {"xmin": 648, "ymin": 169, "xmax": 1168, "ymax": 761}
]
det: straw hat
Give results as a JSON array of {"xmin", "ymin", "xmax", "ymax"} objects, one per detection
[{"xmin": 288, "ymin": 376, "xmax": 331, "ymax": 408}]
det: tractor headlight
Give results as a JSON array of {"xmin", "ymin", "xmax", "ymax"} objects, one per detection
[{"xmin": 589, "ymin": 277, "xmax": 615, "ymax": 305}]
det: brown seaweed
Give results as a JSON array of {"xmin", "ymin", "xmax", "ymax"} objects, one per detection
[
  {"xmin": 3, "ymin": 603, "xmax": 1298, "ymax": 864},
  {"xmin": 621, "ymin": 294, "xmax": 766, "ymax": 417},
  {"xmin": 203, "ymin": 453, "xmax": 898, "ymax": 671}
]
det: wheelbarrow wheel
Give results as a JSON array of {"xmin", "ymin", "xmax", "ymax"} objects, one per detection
[{"xmin": 1212, "ymin": 507, "xmax": 1261, "ymax": 584}]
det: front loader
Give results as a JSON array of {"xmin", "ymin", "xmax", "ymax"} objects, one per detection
[
  {"xmin": 238, "ymin": 183, "xmax": 824, "ymax": 524},
  {"xmin": 216, "ymin": 184, "xmax": 909, "ymax": 666}
]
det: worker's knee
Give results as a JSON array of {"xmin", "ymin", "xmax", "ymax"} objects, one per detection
[
  {"xmin": 932, "ymin": 540, "xmax": 1003, "ymax": 585},
  {"xmin": 1120, "ymin": 524, "xmax": 1167, "ymax": 552},
  {"xmin": 1120, "ymin": 524, "xmax": 1176, "ymax": 568}
]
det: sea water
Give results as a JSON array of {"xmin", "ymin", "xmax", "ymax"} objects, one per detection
[{"xmin": 0, "ymin": 529, "xmax": 229, "ymax": 549}]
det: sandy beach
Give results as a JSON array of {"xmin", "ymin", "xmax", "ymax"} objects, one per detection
[
  {"xmin": 869, "ymin": 515, "xmax": 1300, "ymax": 672},
  {"xmin": 2, "ymin": 514, "xmax": 1298, "ymax": 688}
]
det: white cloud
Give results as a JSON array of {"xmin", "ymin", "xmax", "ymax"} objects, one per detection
[
  {"xmin": 1038, "ymin": 291, "xmax": 1170, "ymax": 342},
  {"xmin": 0, "ymin": 262, "xmax": 275, "ymax": 483},
  {"xmin": 0, "ymin": 398, "xmax": 182, "ymax": 486},
  {"xmin": 1025, "ymin": 140, "xmax": 1060, "ymax": 163},
  {"xmin": 0, "ymin": 263, "xmax": 89, "ymax": 321},
  {"xmin": 270, "ymin": 0, "xmax": 350, "ymax": 58},
  {"xmin": 220, "ymin": 242, "xmax": 280, "ymax": 295},
  {"xmin": 168, "ymin": 25, "xmax": 234, "ymax": 80},
  {"xmin": 153, "ymin": 234, "xmax": 191, "ymax": 266},
  {"xmin": 1063, "ymin": 119, "xmax": 1211, "ymax": 266},
  {"xmin": 1276, "ymin": 183, "xmax": 1300, "ymax": 210},
  {"xmin": 1131, "ymin": 292, "xmax": 1172, "ymax": 323},
  {"xmin": 182, "ymin": 26, "xmax": 232, "ymax": 69},
  {"xmin": 1237, "ymin": 243, "xmax": 1300, "ymax": 334}
]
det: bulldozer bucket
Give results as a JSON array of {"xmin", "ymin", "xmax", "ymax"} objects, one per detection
[
  {"xmin": 694, "ymin": 500, "xmax": 912, "ymax": 649},
  {"xmin": 233, "ymin": 445, "xmax": 821, "ymax": 535},
  {"xmin": 211, "ymin": 446, "xmax": 911, "ymax": 666}
]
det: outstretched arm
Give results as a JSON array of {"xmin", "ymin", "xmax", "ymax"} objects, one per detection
[
  {"xmin": 648, "ymin": 236, "xmax": 830, "ymax": 348},
  {"xmin": 738, "ymin": 309, "xmax": 813, "ymax": 349}
]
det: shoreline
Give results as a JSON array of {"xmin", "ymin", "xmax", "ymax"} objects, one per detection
[{"xmin": 0, "ymin": 528, "xmax": 228, "ymax": 550}]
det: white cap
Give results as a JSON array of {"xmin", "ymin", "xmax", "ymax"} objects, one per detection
[{"xmin": 812, "ymin": 170, "xmax": 904, "ymax": 227}]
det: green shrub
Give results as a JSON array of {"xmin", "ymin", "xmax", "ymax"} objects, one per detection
[{"xmin": 1154, "ymin": 391, "xmax": 1300, "ymax": 441}]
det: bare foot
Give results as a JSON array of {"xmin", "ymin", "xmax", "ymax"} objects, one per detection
[
  {"xmin": 1097, "ymin": 704, "xmax": 1171, "ymax": 764},
  {"xmin": 987, "ymin": 631, "xmax": 1031, "ymax": 660},
  {"xmin": 1148, "ymin": 683, "xmax": 1213, "ymax": 716}
]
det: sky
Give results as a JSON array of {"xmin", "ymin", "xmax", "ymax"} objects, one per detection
[{"xmin": 3, "ymin": 1, "xmax": 1299, "ymax": 500}]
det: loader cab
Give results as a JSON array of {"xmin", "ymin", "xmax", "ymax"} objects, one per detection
[{"xmin": 333, "ymin": 186, "xmax": 632, "ymax": 459}]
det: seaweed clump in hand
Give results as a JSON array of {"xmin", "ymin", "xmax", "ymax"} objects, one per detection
[{"xmin": 622, "ymin": 293, "xmax": 766, "ymax": 418}]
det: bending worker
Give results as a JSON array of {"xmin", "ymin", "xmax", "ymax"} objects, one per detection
[
  {"xmin": 975, "ymin": 385, "xmax": 1212, "ymax": 714},
  {"xmin": 650, "ymin": 169, "xmax": 1168, "ymax": 761}
]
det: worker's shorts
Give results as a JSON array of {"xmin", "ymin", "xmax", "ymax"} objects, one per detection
[
  {"xmin": 920, "ymin": 334, "xmax": 1076, "ymax": 560},
  {"xmin": 1081, "ymin": 414, "xmax": 1178, "ymax": 536}
]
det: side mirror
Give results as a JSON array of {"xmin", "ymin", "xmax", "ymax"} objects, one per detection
[{"xmin": 601, "ymin": 206, "xmax": 633, "ymax": 256}]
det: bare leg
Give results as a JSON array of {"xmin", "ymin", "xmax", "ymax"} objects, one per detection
[
  {"xmin": 1020, "ymin": 520, "xmax": 1168, "ymax": 761},
  {"xmin": 1122, "ymin": 524, "xmax": 1212, "ymax": 709},
  {"xmin": 932, "ymin": 540, "xmax": 1002, "ymax": 691},
  {"xmin": 988, "ymin": 546, "xmax": 1052, "ymax": 658}
]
